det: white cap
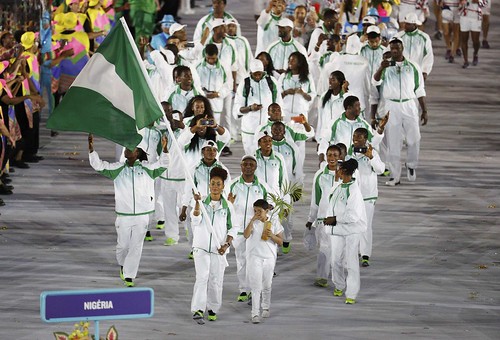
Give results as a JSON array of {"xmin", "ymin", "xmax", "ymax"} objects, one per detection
[
  {"xmin": 169, "ymin": 23, "xmax": 186, "ymax": 35},
  {"xmin": 255, "ymin": 130, "xmax": 272, "ymax": 142},
  {"xmin": 389, "ymin": 36, "xmax": 404, "ymax": 45},
  {"xmin": 404, "ymin": 12, "xmax": 422, "ymax": 26},
  {"xmin": 366, "ymin": 25, "xmax": 381, "ymax": 35},
  {"xmin": 201, "ymin": 140, "xmax": 217, "ymax": 150},
  {"xmin": 249, "ymin": 59, "xmax": 264, "ymax": 73},
  {"xmin": 277, "ymin": 18, "xmax": 294, "ymax": 28},
  {"xmin": 362, "ymin": 16, "xmax": 376, "ymax": 25},
  {"xmin": 345, "ymin": 34, "xmax": 361, "ymax": 55},
  {"xmin": 159, "ymin": 48, "xmax": 176, "ymax": 64},
  {"xmin": 211, "ymin": 18, "xmax": 226, "ymax": 29},
  {"xmin": 225, "ymin": 18, "xmax": 240, "ymax": 26},
  {"xmin": 241, "ymin": 154, "xmax": 257, "ymax": 162}
]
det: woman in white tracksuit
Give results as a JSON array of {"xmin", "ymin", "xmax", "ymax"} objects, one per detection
[
  {"xmin": 307, "ymin": 144, "xmax": 342, "ymax": 288},
  {"xmin": 180, "ymin": 140, "xmax": 231, "ymax": 252},
  {"xmin": 348, "ymin": 128, "xmax": 385, "ymax": 267},
  {"xmin": 191, "ymin": 167, "xmax": 238, "ymax": 323},
  {"xmin": 88, "ymin": 134, "xmax": 169, "ymax": 288},
  {"xmin": 324, "ymin": 158, "xmax": 367, "ymax": 304}
]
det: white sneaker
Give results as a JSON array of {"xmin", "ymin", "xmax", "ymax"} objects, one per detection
[
  {"xmin": 407, "ymin": 166, "xmax": 416, "ymax": 182},
  {"xmin": 261, "ymin": 309, "xmax": 270, "ymax": 318},
  {"xmin": 385, "ymin": 178, "xmax": 400, "ymax": 186},
  {"xmin": 252, "ymin": 315, "xmax": 260, "ymax": 324}
]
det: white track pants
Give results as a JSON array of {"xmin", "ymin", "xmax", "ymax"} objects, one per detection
[
  {"xmin": 154, "ymin": 178, "xmax": 164, "ymax": 223},
  {"xmin": 282, "ymin": 214, "xmax": 293, "ymax": 243},
  {"xmin": 115, "ymin": 214, "xmax": 149, "ymax": 279},
  {"xmin": 160, "ymin": 179, "xmax": 185, "ymax": 241},
  {"xmin": 191, "ymin": 249, "xmax": 227, "ymax": 313},
  {"xmin": 384, "ymin": 100, "xmax": 421, "ymax": 182},
  {"xmin": 234, "ymin": 236, "xmax": 248, "ymax": 293},
  {"xmin": 241, "ymin": 132, "xmax": 256, "ymax": 155},
  {"xmin": 247, "ymin": 255, "xmax": 276, "ymax": 317},
  {"xmin": 360, "ymin": 201, "xmax": 375, "ymax": 258},
  {"xmin": 316, "ymin": 223, "xmax": 331, "ymax": 279},
  {"xmin": 331, "ymin": 233, "xmax": 361, "ymax": 300}
]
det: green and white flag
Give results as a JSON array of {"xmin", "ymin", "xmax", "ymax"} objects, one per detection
[{"xmin": 47, "ymin": 18, "xmax": 163, "ymax": 150}]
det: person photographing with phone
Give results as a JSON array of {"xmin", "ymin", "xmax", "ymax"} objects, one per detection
[
  {"xmin": 373, "ymin": 37, "xmax": 428, "ymax": 186},
  {"xmin": 177, "ymin": 113, "xmax": 230, "ymax": 170},
  {"xmin": 348, "ymin": 128, "xmax": 385, "ymax": 267}
]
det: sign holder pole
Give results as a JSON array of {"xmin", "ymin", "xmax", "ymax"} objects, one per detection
[{"xmin": 95, "ymin": 320, "xmax": 99, "ymax": 340}]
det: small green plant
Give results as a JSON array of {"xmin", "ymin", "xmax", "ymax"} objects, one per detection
[
  {"xmin": 53, "ymin": 322, "xmax": 118, "ymax": 340},
  {"xmin": 268, "ymin": 181, "xmax": 304, "ymax": 221}
]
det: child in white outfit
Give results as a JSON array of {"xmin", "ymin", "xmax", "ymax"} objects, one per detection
[{"xmin": 244, "ymin": 199, "xmax": 284, "ymax": 324}]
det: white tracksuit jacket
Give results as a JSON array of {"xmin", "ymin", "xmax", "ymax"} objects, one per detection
[
  {"xmin": 347, "ymin": 149, "xmax": 385, "ymax": 201},
  {"xmin": 254, "ymin": 148, "xmax": 289, "ymax": 196},
  {"xmin": 233, "ymin": 76, "xmax": 282, "ymax": 136},
  {"xmin": 325, "ymin": 180, "xmax": 367, "ymax": 236},
  {"xmin": 266, "ymin": 38, "xmax": 308, "ymax": 71},
  {"xmin": 318, "ymin": 113, "xmax": 383, "ymax": 156},
  {"xmin": 278, "ymin": 72, "xmax": 316, "ymax": 120},
  {"xmin": 229, "ymin": 175, "xmax": 272, "ymax": 235},
  {"xmin": 226, "ymin": 34, "xmax": 252, "ymax": 85},
  {"xmin": 163, "ymin": 84, "xmax": 205, "ymax": 114},
  {"xmin": 319, "ymin": 54, "xmax": 372, "ymax": 113},
  {"xmin": 254, "ymin": 119, "xmax": 314, "ymax": 155},
  {"xmin": 256, "ymin": 10, "xmax": 283, "ymax": 55},
  {"xmin": 272, "ymin": 137, "xmax": 300, "ymax": 181},
  {"xmin": 308, "ymin": 166, "xmax": 338, "ymax": 224},
  {"xmin": 191, "ymin": 196, "xmax": 238, "ymax": 253},
  {"xmin": 196, "ymin": 60, "xmax": 233, "ymax": 113},
  {"xmin": 89, "ymin": 151, "xmax": 169, "ymax": 215},
  {"xmin": 317, "ymin": 91, "xmax": 354, "ymax": 143},
  {"xmin": 395, "ymin": 29, "xmax": 434, "ymax": 76},
  {"xmin": 181, "ymin": 159, "xmax": 231, "ymax": 207},
  {"xmin": 193, "ymin": 12, "xmax": 239, "ymax": 42},
  {"xmin": 372, "ymin": 59, "xmax": 426, "ymax": 101},
  {"xmin": 205, "ymin": 37, "xmax": 238, "ymax": 72}
]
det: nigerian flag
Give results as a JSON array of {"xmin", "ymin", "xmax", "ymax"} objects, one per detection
[{"xmin": 47, "ymin": 18, "xmax": 163, "ymax": 150}]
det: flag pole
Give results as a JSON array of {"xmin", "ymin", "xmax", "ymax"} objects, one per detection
[{"xmin": 118, "ymin": 18, "xmax": 224, "ymax": 249}]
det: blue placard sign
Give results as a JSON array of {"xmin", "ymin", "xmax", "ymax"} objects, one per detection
[{"xmin": 40, "ymin": 288, "xmax": 154, "ymax": 323}]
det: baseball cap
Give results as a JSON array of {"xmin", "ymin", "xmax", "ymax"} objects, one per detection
[
  {"xmin": 225, "ymin": 19, "xmax": 240, "ymax": 26},
  {"xmin": 250, "ymin": 59, "xmax": 264, "ymax": 73},
  {"xmin": 201, "ymin": 140, "xmax": 217, "ymax": 150},
  {"xmin": 169, "ymin": 23, "xmax": 186, "ymax": 35},
  {"xmin": 362, "ymin": 16, "xmax": 376, "ymax": 25},
  {"xmin": 404, "ymin": 12, "xmax": 422, "ymax": 26},
  {"xmin": 160, "ymin": 14, "xmax": 175, "ymax": 28},
  {"xmin": 277, "ymin": 18, "xmax": 294, "ymax": 28},
  {"xmin": 389, "ymin": 36, "xmax": 404, "ymax": 45},
  {"xmin": 366, "ymin": 25, "xmax": 381, "ymax": 35},
  {"xmin": 211, "ymin": 18, "xmax": 226, "ymax": 29},
  {"xmin": 241, "ymin": 154, "xmax": 257, "ymax": 162}
]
